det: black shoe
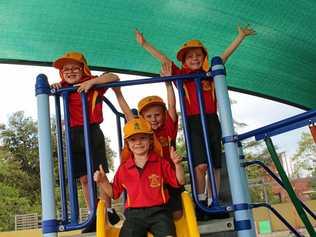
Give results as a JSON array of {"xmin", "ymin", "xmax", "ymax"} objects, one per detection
[
  {"xmin": 81, "ymin": 215, "xmax": 96, "ymax": 233},
  {"xmin": 108, "ymin": 208, "xmax": 121, "ymax": 225}
]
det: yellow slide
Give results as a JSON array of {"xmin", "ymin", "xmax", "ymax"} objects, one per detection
[{"xmin": 96, "ymin": 191, "xmax": 200, "ymax": 237}]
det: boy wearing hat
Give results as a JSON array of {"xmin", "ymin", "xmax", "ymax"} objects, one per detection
[
  {"xmin": 113, "ymin": 63, "xmax": 184, "ymax": 219},
  {"xmin": 94, "ymin": 118, "xmax": 185, "ymax": 237},
  {"xmin": 135, "ymin": 26, "xmax": 255, "ymax": 220},
  {"xmin": 51, "ymin": 51, "xmax": 120, "ymax": 230}
]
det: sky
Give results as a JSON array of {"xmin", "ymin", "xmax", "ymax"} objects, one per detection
[{"xmin": 0, "ymin": 63, "xmax": 308, "ymax": 175}]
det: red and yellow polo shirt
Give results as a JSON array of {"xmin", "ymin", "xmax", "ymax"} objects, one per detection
[
  {"xmin": 172, "ymin": 63, "xmax": 216, "ymax": 116},
  {"xmin": 154, "ymin": 113, "xmax": 178, "ymax": 164},
  {"xmin": 60, "ymin": 77, "xmax": 107, "ymax": 127},
  {"xmin": 112, "ymin": 152, "xmax": 180, "ymax": 208}
]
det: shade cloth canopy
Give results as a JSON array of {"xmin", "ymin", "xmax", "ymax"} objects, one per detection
[{"xmin": 1, "ymin": 1, "xmax": 315, "ymax": 109}]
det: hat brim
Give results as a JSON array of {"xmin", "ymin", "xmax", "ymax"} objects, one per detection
[
  {"xmin": 53, "ymin": 57, "xmax": 83, "ymax": 69},
  {"xmin": 176, "ymin": 47, "xmax": 208, "ymax": 62},
  {"xmin": 139, "ymin": 102, "xmax": 166, "ymax": 114}
]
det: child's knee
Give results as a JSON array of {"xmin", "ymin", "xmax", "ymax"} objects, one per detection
[{"xmin": 195, "ymin": 164, "xmax": 208, "ymax": 175}]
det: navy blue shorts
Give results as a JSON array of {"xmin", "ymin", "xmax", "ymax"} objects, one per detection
[
  {"xmin": 187, "ymin": 113, "xmax": 222, "ymax": 169},
  {"xmin": 120, "ymin": 205, "xmax": 175, "ymax": 237},
  {"xmin": 70, "ymin": 124, "xmax": 109, "ymax": 179}
]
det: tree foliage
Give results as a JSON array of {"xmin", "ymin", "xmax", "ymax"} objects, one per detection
[
  {"xmin": 292, "ymin": 132, "xmax": 316, "ymax": 178},
  {"xmin": 0, "ymin": 111, "xmax": 115, "ymax": 231}
]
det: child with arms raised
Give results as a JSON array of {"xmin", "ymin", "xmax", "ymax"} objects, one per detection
[{"xmin": 135, "ymin": 26, "xmax": 255, "ymax": 220}]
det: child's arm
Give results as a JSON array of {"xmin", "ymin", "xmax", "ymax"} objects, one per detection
[
  {"xmin": 112, "ymin": 87, "xmax": 135, "ymax": 121},
  {"xmin": 77, "ymin": 72, "xmax": 119, "ymax": 93},
  {"xmin": 220, "ymin": 25, "xmax": 256, "ymax": 63},
  {"xmin": 94, "ymin": 165, "xmax": 113, "ymax": 198},
  {"xmin": 170, "ymin": 147, "xmax": 185, "ymax": 185},
  {"xmin": 160, "ymin": 61, "xmax": 177, "ymax": 121},
  {"xmin": 135, "ymin": 29, "xmax": 172, "ymax": 64}
]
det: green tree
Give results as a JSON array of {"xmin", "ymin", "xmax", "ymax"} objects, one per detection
[
  {"xmin": 0, "ymin": 111, "xmax": 40, "ymax": 200},
  {"xmin": 0, "ymin": 149, "xmax": 40, "ymax": 231},
  {"xmin": 292, "ymin": 132, "xmax": 316, "ymax": 178}
]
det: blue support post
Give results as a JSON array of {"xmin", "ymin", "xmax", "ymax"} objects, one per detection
[
  {"xmin": 35, "ymin": 74, "xmax": 58, "ymax": 237},
  {"xmin": 237, "ymin": 142, "xmax": 256, "ymax": 231},
  {"xmin": 195, "ymin": 78, "xmax": 218, "ymax": 204},
  {"xmin": 54, "ymin": 95, "xmax": 68, "ymax": 224},
  {"xmin": 62, "ymin": 93, "xmax": 79, "ymax": 224},
  {"xmin": 211, "ymin": 57, "xmax": 256, "ymax": 236}
]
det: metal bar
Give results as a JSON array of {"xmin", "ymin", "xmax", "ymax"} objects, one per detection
[
  {"xmin": 54, "ymin": 95, "xmax": 68, "ymax": 223},
  {"xmin": 243, "ymin": 160, "xmax": 316, "ymax": 220},
  {"xmin": 212, "ymin": 57, "xmax": 256, "ymax": 237},
  {"xmin": 251, "ymin": 203, "xmax": 303, "ymax": 237},
  {"xmin": 36, "ymin": 74, "xmax": 57, "ymax": 237},
  {"xmin": 80, "ymin": 93, "xmax": 96, "ymax": 221},
  {"xmin": 103, "ymin": 97, "xmax": 125, "ymax": 118},
  {"xmin": 238, "ymin": 109, "xmax": 316, "ymax": 141},
  {"xmin": 62, "ymin": 93, "xmax": 79, "ymax": 224},
  {"xmin": 237, "ymin": 143, "xmax": 256, "ymax": 231},
  {"xmin": 53, "ymin": 72, "xmax": 208, "ymax": 94},
  {"xmin": 264, "ymin": 137, "xmax": 315, "ymax": 236},
  {"xmin": 176, "ymin": 80, "xmax": 200, "ymax": 208},
  {"xmin": 116, "ymin": 116, "xmax": 123, "ymax": 152},
  {"xmin": 194, "ymin": 77, "xmax": 218, "ymax": 204}
]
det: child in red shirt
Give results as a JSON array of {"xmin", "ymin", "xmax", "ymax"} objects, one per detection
[
  {"xmin": 51, "ymin": 51, "xmax": 120, "ymax": 231},
  {"xmin": 135, "ymin": 26, "xmax": 255, "ymax": 220},
  {"xmin": 113, "ymin": 63, "xmax": 184, "ymax": 219},
  {"xmin": 94, "ymin": 118, "xmax": 185, "ymax": 237}
]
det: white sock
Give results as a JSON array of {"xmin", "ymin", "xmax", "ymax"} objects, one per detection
[
  {"xmin": 198, "ymin": 193, "xmax": 207, "ymax": 201},
  {"xmin": 107, "ymin": 208, "xmax": 113, "ymax": 213},
  {"xmin": 207, "ymin": 198, "xmax": 213, "ymax": 206}
]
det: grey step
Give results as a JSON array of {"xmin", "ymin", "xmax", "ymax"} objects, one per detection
[{"xmin": 199, "ymin": 217, "xmax": 235, "ymax": 235}]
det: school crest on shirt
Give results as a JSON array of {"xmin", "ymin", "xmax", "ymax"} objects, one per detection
[
  {"xmin": 202, "ymin": 81, "xmax": 212, "ymax": 91},
  {"xmin": 148, "ymin": 174, "xmax": 161, "ymax": 188}
]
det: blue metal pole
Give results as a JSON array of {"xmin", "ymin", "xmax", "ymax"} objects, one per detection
[
  {"xmin": 211, "ymin": 57, "xmax": 256, "ymax": 236},
  {"xmin": 176, "ymin": 80, "xmax": 200, "ymax": 207},
  {"xmin": 80, "ymin": 93, "xmax": 96, "ymax": 213},
  {"xmin": 194, "ymin": 77, "xmax": 218, "ymax": 204},
  {"xmin": 237, "ymin": 142, "xmax": 256, "ymax": 231},
  {"xmin": 62, "ymin": 93, "xmax": 79, "ymax": 224},
  {"xmin": 54, "ymin": 95, "xmax": 68, "ymax": 224},
  {"xmin": 35, "ymin": 74, "xmax": 58, "ymax": 237}
]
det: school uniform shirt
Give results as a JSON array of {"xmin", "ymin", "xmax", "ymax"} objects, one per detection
[
  {"xmin": 60, "ymin": 77, "xmax": 107, "ymax": 127},
  {"xmin": 112, "ymin": 152, "xmax": 180, "ymax": 208},
  {"xmin": 172, "ymin": 63, "xmax": 217, "ymax": 116},
  {"xmin": 154, "ymin": 113, "xmax": 178, "ymax": 164}
]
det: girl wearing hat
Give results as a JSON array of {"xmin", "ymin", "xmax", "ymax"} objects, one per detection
[
  {"xmin": 135, "ymin": 26, "xmax": 255, "ymax": 220},
  {"xmin": 94, "ymin": 118, "xmax": 185, "ymax": 237}
]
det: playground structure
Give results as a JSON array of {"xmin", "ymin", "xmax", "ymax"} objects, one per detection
[{"xmin": 35, "ymin": 57, "xmax": 316, "ymax": 237}]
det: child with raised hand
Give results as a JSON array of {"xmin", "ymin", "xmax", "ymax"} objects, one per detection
[
  {"xmin": 135, "ymin": 26, "xmax": 255, "ymax": 220},
  {"xmin": 51, "ymin": 51, "xmax": 121, "ymax": 232},
  {"xmin": 94, "ymin": 118, "xmax": 185, "ymax": 237},
  {"xmin": 113, "ymin": 61, "xmax": 185, "ymax": 219}
]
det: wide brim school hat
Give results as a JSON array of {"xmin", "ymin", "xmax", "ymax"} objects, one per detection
[
  {"xmin": 53, "ymin": 51, "xmax": 91, "ymax": 77},
  {"xmin": 176, "ymin": 39, "xmax": 209, "ymax": 71},
  {"xmin": 121, "ymin": 118, "xmax": 163, "ymax": 163},
  {"xmin": 137, "ymin": 96, "xmax": 166, "ymax": 114}
]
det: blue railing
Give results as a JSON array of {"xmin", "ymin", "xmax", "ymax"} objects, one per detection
[{"xmin": 37, "ymin": 56, "xmax": 316, "ymax": 236}]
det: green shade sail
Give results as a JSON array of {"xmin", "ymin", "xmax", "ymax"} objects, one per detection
[{"xmin": 0, "ymin": 1, "xmax": 315, "ymax": 109}]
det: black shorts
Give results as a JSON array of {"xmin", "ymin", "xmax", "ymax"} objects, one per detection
[
  {"xmin": 166, "ymin": 185, "xmax": 184, "ymax": 213},
  {"xmin": 120, "ymin": 205, "xmax": 175, "ymax": 237},
  {"xmin": 70, "ymin": 124, "xmax": 109, "ymax": 179},
  {"xmin": 187, "ymin": 113, "xmax": 222, "ymax": 169}
]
